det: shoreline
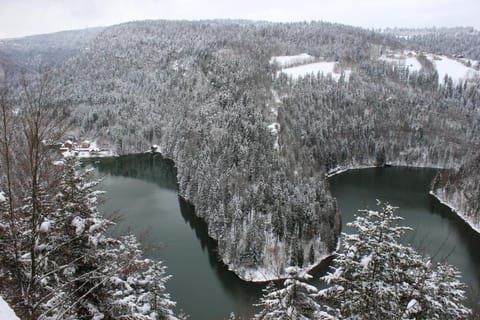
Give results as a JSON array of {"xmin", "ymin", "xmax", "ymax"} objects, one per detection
[
  {"xmin": 429, "ymin": 191, "xmax": 480, "ymax": 235},
  {"xmin": 326, "ymin": 162, "xmax": 449, "ymax": 179},
  {"xmin": 91, "ymin": 154, "xmax": 475, "ymax": 282},
  {"xmin": 238, "ymin": 251, "xmax": 336, "ymax": 283}
]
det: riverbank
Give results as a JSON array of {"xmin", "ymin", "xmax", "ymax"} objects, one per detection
[
  {"xmin": 95, "ymin": 161, "xmax": 480, "ymax": 318},
  {"xmin": 429, "ymin": 191, "xmax": 480, "ymax": 234},
  {"xmin": 238, "ymin": 251, "xmax": 335, "ymax": 282},
  {"xmin": 92, "ymin": 153, "xmax": 475, "ymax": 283},
  {"xmin": 327, "ymin": 162, "xmax": 480, "ymax": 236},
  {"xmin": 326, "ymin": 161, "xmax": 448, "ymax": 179}
]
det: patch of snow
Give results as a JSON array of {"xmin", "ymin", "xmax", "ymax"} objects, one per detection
[
  {"xmin": 72, "ymin": 216, "xmax": 86, "ymax": 235},
  {"xmin": 270, "ymin": 53, "xmax": 315, "ymax": 68},
  {"xmin": 272, "ymin": 89, "xmax": 282, "ymax": 104},
  {"xmin": 405, "ymin": 57, "xmax": 422, "ymax": 72},
  {"xmin": 404, "ymin": 299, "xmax": 422, "ymax": 316},
  {"xmin": 145, "ymin": 144, "xmax": 163, "ymax": 154},
  {"xmin": 0, "ymin": 296, "xmax": 20, "ymax": 320},
  {"xmin": 280, "ymin": 62, "xmax": 349, "ymax": 81},
  {"xmin": 427, "ymin": 54, "xmax": 480, "ymax": 83},
  {"xmin": 326, "ymin": 165, "xmax": 378, "ymax": 178},
  {"xmin": 0, "ymin": 191, "xmax": 5, "ymax": 202},
  {"xmin": 268, "ymin": 89, "xmax": 283, "ymax": 151},
  {"xmin": 360, "ymin": 254, "xmax": 373, "ymax": 271},
  {"xmin": 379, "ymin": 52, "xmax": 422, "ymax": 72},
  {"xmin": 267, "ymin": 122, "xmax": 280, "ymax": 135},
  {"xmin": 39, "ymin": 220, "xmax": 52, "ymax": 233},
  {"xmin": 238, "ymin": 251, "xmax": 333, "ymax": 282}
]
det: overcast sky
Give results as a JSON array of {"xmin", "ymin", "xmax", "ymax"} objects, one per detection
[{"xmin": 1, "ymin": 0, "xmax": 479, "ymax": 39}]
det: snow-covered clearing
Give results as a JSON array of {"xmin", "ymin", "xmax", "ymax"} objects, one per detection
[
  {"xmin": 426, "ymin": 54, "xmax": 480, "ymax": 83},
  {"xmin": 280, "ymin": 62, "xmax": 350, "ymax": 81},
  {"xmin": 271, "ymin": 54, "xmax": 351, "ymax": 81},
  {"xmin": 0, "ymin": 296, "xmax": 20, "ymax": 320},
  {"xmin": 379, "ymin": 52, "xmax": 422, "ymax": 72},
  {"xmin": 380, "ymin": 50, "xmax": 480, "ymax": 83},
  {"xmin": 270, "ymin": 53, "xmax": 315, "ymax": 68}
]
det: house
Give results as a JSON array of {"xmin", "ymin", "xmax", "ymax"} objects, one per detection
[
  {"xmin": 59, "ymin": 140, "xmax": 73, "ymax": 151},
  {"xmin": 80, "ymin": 140, "xmax": 91, "ymax": 149}
]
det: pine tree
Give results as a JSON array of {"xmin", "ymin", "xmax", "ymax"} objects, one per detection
[
  {"xmin": 40, "ymin": 157, "xmax": 178, "ymax": 319},
  {"xmin": 253, "ymin": 267, "xmax": 320, "ymax": 320},
  {"xmin": 317, "ymin": 201, "xmax": 471, "ymax": 319},
  {"xmin": 1, "ymin": 73, "xmax": 179, "ymax": 319}
]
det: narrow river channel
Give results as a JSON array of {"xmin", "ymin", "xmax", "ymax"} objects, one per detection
[{"xmin": 88, "ymin": 155, "xmax": 480, "ymax": 319}]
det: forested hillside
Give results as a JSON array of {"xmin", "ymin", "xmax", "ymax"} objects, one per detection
[
  {"xmin": 2, "ymin": 20, "xmax": 480, "ymax": 281},
  {"xmin": 0, "ymin": 27, "xmax": 104, "ymax": 71},
  {"xmin": 432, "ymin": 153, "xmax": 480, "ymax": 232},
  {"xmin": 386, "ymin": 27, "xmax": 480, "ymax": 61}
]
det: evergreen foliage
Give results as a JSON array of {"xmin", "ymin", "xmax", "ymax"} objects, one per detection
[
  {"xmin": 0, "ymin": 74, "xmax": 178, "ymax": 319},
  {"xmin": 317, "ymin": 202, "xmax": 471, "ymax": 320},
  {"xmin": 254, "ymin": 267, "xmax": 320, "ymax": 320}
]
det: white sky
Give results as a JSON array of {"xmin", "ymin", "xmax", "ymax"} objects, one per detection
[{"xmin": 0, "ymin": 0, "xmax": 479, "ymax": 39}]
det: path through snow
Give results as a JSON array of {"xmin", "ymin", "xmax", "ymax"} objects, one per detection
[{"xmin": 268, "ymin": 89, "xmax": 282, "ymax": 151}]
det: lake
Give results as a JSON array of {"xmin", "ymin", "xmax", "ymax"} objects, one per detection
[{"xmin": 89, "ymin": 155, "xmax": 480, "ymax": 319}]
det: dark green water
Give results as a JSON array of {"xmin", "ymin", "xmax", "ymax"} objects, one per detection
[
  {"xmin": 91, "ymin": 155, "xmax": 263, "ymax": 320},
  {"xmin": 90, "ymin": 156, "xmax": 480, "ymax": 319},
  {"xmin": 328, "ymin": 166, "xmax": 480, "ymax": 302}
]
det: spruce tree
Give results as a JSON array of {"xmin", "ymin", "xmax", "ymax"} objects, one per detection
[
  {"xmin": 317, "ymin": 201, "xmax": 471, "ymax": 319},
  {"xmin": 254, "ymin": 267, "xmax": 320, "ymax": 320}
]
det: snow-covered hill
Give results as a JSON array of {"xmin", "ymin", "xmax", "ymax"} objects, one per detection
[
  {"xmin": 2, "ymin": 21, "xmax": 480, "ymax": 283},
  {"xmin": 0, "ymin": 26, "xmax": 104, "ymax": 71}
]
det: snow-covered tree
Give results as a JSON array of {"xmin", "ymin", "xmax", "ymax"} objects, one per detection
[
  {"xmin": 0, "ymin": 73, "xmax": 178, "ymax": 319},
  {"xmin": 33, "ymin": 157, "xmax": 179, "ymax": 320},
  {"xmin": 317, "ymin": 201, "xmax": 471, "ymax": 319},
  {"xmin": 253, "ymin": 266, "xmax": 320, "ymax": 320},
  {"xmin": 0, "ymin": 71, "xmax": 68, "ymax": 320}
]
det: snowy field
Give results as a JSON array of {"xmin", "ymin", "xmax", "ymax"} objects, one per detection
[
  {"xmin": 0, "ymin": 296, "xmax": 19, "ymax": 320},
  {"xmin": 271, "ymin": 54, "xmax": 350, "ymax": 81},
  {"xmin": 269, "ymin": 53, "xmax": 315, "ymax": 68},
  {"xmin": 427, "ymin": 54, "xmax": 480, "ymax": 83},
  {"xmin": 380, "ymin": 50, "xmax": 480, "ymax": 83},
  {"xmin": 280, "ymin": 61, "xmax": 350, "ymax": 81},
  {"xmin": 379, "ymin": 53, "xmax": 422, "ymax": 72}
]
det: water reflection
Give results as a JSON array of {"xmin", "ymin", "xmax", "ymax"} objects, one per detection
[
  {"xmin": 328, "ymin": 167, "xmax": 480, "ymax": 299},
  {"xmin": 89, "ymin": 154, "xmax": 263, "ymax": 319}
]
